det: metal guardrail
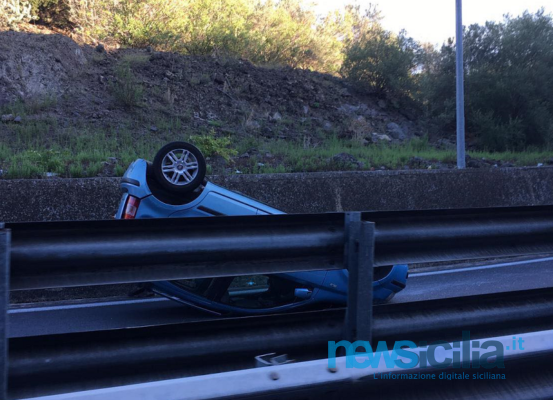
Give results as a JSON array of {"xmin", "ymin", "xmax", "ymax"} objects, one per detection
[
  {"xmin": 0, "ymin": 223, "xmax": 9, "ymax": 400},
  {"xmin": 10, "ymin": 287, "xmax": 553, "ymax": 399},
  {"xmin": 2, "ymin": 205, "xmax": 553, "ymax": 399},
  {"xmin": 7, "ymin": 206, "xmax": 553, "ymax": 290},
  {"xmin": 25, "ymin": 329, "xmax": 553, "ymax": 400}
]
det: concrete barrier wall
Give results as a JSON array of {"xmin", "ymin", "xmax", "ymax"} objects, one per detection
[{"xmin": 1, "ymin": 167, "xmax": 553, "ymax": 223}]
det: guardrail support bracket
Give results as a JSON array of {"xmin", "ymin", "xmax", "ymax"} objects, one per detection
[
  {"xmin": 0, "ymin": 223, "xmax": 10, "ymax": 400},
  {"xmin": 344, "ymin": 213, "xmax": 374, "ymax": 344}
]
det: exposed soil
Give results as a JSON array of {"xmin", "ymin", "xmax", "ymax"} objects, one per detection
[
  {"xmin": 0, "ymin": 30, "xmax": 421, "ymax": 143},
  {"xmin": 3, "ymin": 29, "xmax": 550, "ymax": 178}
]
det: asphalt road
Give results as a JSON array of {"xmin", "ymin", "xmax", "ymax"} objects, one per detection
[{"xmin": 9, "ymin": 256, "xmax": 553, "ymax": 338}]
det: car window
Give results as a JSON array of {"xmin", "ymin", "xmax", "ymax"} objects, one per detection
[
  {"xmin": 229, "ymin": 275, "xmax": 269, "ymax": 291},
  {"xmin": 171, "ymin": 275, "xmax": 306, "ymax": 310}
]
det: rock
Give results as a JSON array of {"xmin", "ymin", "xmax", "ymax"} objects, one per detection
[
  {"xmin": 436, "ymin": 138, "xmax": 456, "ymax": 150},
  {"xmin": 340, "ymin": 88, "xmax": 351, "ymax": 97},
  {"xmin": 13, "ymin": 116, "xmax": 22, "ymax": 123},
  {"xmin": 150, "ymin": 126, "xmax": 158, "ymax": 132},
  {"xmin": 265, "ymin": 153, "xmax": 274, "ymax": 158},
  {"xmin": 257, "ymin": 163, "xmax": 265, "ymax": 167},
  {"xmin": 386, "ymin": 123, "xmax": 405, "ymax": 140},
  {"xmin": 537, "ymin": 163, "xmax": 544, "ymax": 167},
  {"xmin": 323, "ymin": 121, "xmax": 333, "ymax": 131},
  {"xmin": 239, "ymin": 152, "xmax": 250, "ymax": 159},
  {"xmin": 95, "ymin": 43, "xmax": 105, "ymax": 53},
  {"xmin": 407, "ymin": 156, "xmax": 428, "ymax": 169},
  {"xmin": 378, "ymin": 99, "xmax": 387, "ymax": 109},
  {"xmin": 270, "ymin": 112, "xmax": 282, "ymax": 122},
  {"xmin": 330, "ymin": 153, "xmax": 362, "ymax": 169},
  {"xmin": 1, "ymin": 114, "xmax": 14, "ymax": 122},
  {"xmin": 465, "ymin": 155, "xmax": 490, "ymax": 169},
  {"xmin": 43, "ymin": 172, "xmax": 59, "ymax": 178},
  {"xmin": 363, "ymin": 107, "xmax": 379, "ymax": 118},
  {"xmin": 246, "ymin": 120, "xmax": 260, "ymax": 130},
  {"xmin": 347, "ymin": 115, "xmax": 373, "ymax": 138},
  {"xmin": 150, "ymin": 52, "xmax": 163, "ymax": 61},
  {"xmin": 338, "ymin": 104, "xmax": 360, "ymax": 115},
  {"xmin": 371, "ymin": 133, "xmax": 392, "ymax": 143}
]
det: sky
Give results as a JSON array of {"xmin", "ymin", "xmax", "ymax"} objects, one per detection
[{"xmin": 314, "ymin": 0, "xmax": 553, "ymax": 45}]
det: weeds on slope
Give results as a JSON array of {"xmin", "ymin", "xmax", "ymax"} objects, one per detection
[{"xmin": 1, "ymin": 116, "xmax": 553, "ymax": 179}]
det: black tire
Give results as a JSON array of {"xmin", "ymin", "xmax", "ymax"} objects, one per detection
[{"xmin": 153, "ymin": 141, "xmax": 206, "ymax": 194}]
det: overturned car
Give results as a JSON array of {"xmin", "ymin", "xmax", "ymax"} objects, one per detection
[{"xmin": 116, "ymin": 142, "xmax": 408, "ymax": 315}]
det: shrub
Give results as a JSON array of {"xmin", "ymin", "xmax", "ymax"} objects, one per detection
[
  {"xmin": 472, "ymin": 111, "xmax": 525, "ymax": 151},
  {"xmin": 191, "ymin": 132, "xmax": 237, "ymax": 161},
  {"xmin": 112, "ymin": 63, "xmax": 144, "ymax": 108},
  {"xmin": 341, "ymin": 23, "xmax": 418, "ymax": 101},
  {"xmin": 28, "ymin": 0, "xmax": 72, "ymax": 28},
  {"xmin": 0, "ymin": 0, "xmax": 35, "ymax": 29},
  {"xmin": 420, "ymin": 10, "xmax": 553, "ymax": 150}
]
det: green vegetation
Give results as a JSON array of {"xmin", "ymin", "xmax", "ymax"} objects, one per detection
[
  {"xmin": 190, "ymin": 132, "xmax": 237, "ymax": 161},
  {"xmin": 0, "ymin": 116, "xmax": 188, "ymax": 178},
  {"xmin": 340, "ymin": 7, "xmax": 418, "ymax": 104},
  {"xmin": 419, "ymin": 10, "xmax": 553, "ymax": 151},
  {"xmin": 246, "ymin": 137, "xmax": 553, "ymax": 174},
  {"xmin": 10, "ymin": 1, "xmax": 551, "ymax": 154},
  {"xmin": 0, "ymin": 0, "xmax": 35, "ymax": 29},
  {"xmin": 3, "ymin": 1, "xmax": 553, "ymax": 176},
  {"xmin": 1, "ymin": 115, "xmax": 551, "ymax": 179},
  {"xmin": 111, "ymin": 62, "xmax": 144, "ymax": 108}
]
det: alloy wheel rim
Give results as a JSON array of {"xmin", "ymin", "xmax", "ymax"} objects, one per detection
[{"xmin": 161, "ymin": 149, "xmax": 199, "ymax": 185}]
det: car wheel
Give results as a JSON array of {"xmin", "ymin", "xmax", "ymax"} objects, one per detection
[{"xmin": 153, "ymin": 141, "xmax": 206, "ymax": 194}]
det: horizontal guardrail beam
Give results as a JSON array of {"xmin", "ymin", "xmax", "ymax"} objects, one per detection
[
  {"xmin": 7, "ymin": 214, "xmax": 345, "ymax": 290},
  {"xmin": 9, "ymin": 288, "xmax": 553, "ymax": 390},
  {"xmin": 6, "ymin": 205, "xmax": 553, "ymax": 290},
  {"xmin": 13, "ymin": 325, "xmax": 553, "ymax": 400},
  {"xmin": 367, "ymin": 205, "xmax": 553, "ymax": 265}
]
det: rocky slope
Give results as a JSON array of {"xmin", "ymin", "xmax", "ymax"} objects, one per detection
[{"xmin": 0, "ymin": 30, "xmax": 420, "ymax": 145}]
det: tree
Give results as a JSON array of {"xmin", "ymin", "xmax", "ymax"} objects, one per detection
[
  {"xmin": 340, "ymin": 7, "xmax": 419, "ymax": 105},
  {"xmin": 420, "ymin": 9, "xmax": 553, "ymax": 151}
]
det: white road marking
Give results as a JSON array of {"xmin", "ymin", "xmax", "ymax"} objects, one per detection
[
  {"xmin": 9, "ymin": 297, "xmax": 168, "ymax": 314},
  {"xmin": 410, "ymin": 256, "xmax": 553, "ymax": 277}
]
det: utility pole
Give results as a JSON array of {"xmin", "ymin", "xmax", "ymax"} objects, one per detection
[{"xmin": 456, "ymin": 0, "xmax": 466, "ymax": 168}]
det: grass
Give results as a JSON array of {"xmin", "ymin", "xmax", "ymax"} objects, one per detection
[
  {"xmin": 1, "ymin": 114, "xmax": 553, "ymax": 179},
  {"xmin": 0, "ymin": 94, "xmax": 57, "ymax": 117},
  {"xmin": 235, "ymin": 136, "xmax": 553, "ymax": 174},
  {"xmin": 0, "ymin": 118, "xmax": 191, "ymax": 178},
  {"xmin": 112, "ymin": 63, "xmax": 144, "ymax": 108}
]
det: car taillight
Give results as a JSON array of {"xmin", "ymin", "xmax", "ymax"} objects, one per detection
[{"xmin": 122, "ymin": 196, "xmax": 140, "ymax": 219}]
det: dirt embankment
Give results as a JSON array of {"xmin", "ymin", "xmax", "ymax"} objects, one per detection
[{"xmin": 0, "ymin": 30, "xmax": 420, "ymax": 144}]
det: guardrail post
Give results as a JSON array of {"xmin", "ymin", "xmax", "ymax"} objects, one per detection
[
  {"xmin": 344, "ymin": 213, "xmax": 374, "ymax": 344},
  {"xmin": 0, "ymin": 223, "xmax": 9, "ymax": 400}
]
